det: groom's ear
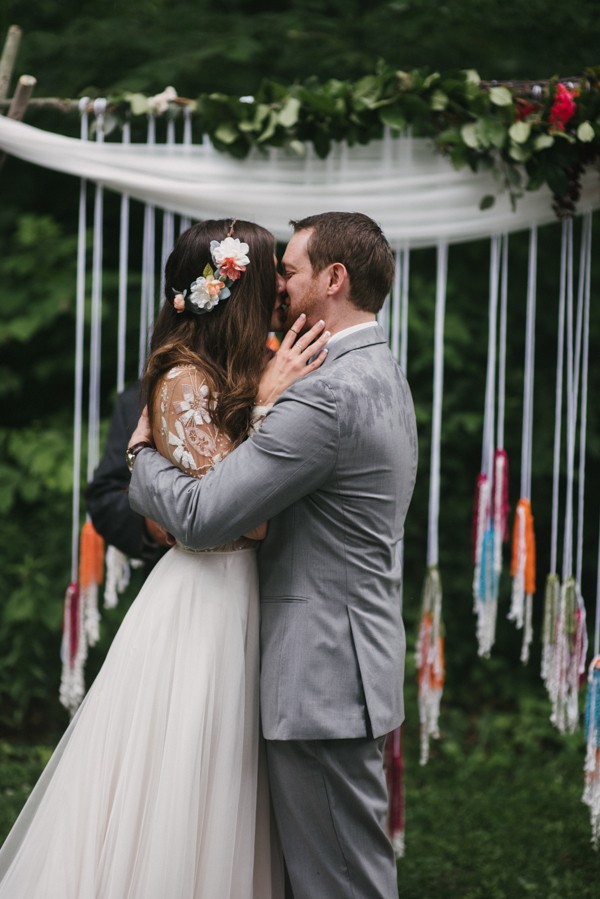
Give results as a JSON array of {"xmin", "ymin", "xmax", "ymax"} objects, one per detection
[{"xmin": 326, "ymin": 262, "xmax": 348, "ymax": 296}]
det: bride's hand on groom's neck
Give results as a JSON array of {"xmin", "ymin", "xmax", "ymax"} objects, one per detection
[{"xmin": 256, "ymin": 315, "xmax": 329, "ymax": 405}]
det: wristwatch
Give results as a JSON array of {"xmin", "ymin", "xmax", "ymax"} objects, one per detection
[{"xmin": 126, "ymin": 441, "xmax": 151, "ymax": 473}]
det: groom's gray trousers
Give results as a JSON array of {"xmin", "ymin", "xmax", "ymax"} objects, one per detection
[{"xmin": 266, "ymin": 737, "xmax": 398, "ymax": 899}]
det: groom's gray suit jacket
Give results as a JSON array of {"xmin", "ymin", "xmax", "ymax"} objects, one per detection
[{"xmin": 130, "ymin": 325, "xmax": 418, "ymax": 741}]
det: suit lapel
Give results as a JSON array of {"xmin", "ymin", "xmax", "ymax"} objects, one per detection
[{"xmin": 323, "ymin": 324, "xmax": 388, "ymax": 365}]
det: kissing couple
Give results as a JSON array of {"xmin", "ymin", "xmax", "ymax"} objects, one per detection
[{"xmin": 0, "ymin": 211, "xmax": 418, "ymax": 898}]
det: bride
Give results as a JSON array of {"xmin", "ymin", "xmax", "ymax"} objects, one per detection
[{"xmin": 0, "ymin": 218, "xmax": 328, "ymax": 898}]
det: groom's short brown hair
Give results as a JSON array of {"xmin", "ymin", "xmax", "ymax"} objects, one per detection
[{"xmin": 289, "ymin": 212, "xmax": 394, "ymax": 313}]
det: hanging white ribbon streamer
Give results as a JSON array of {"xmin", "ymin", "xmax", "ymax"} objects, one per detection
[
  {"xmin": 542, "ymin": 223, "xmax": 568, "ymax": 693},
  {"xmin": 562, "ymin": 219, "xmax": 583, "ymax": 582},
  {"xmin": 62, "ymin": 100, "xmax": 91, "ymax": 713},
  {"xmin": 427, "ymin": 243, "xmax": 448, "ymax": 568},
  {"xmin": 139, "ymin": 114, "xmax": 157, "ymax": 378},
  {"xmin": 510, "ymin": 226, "xmax": 537, "ymax": 664},
  {"xmin": 418, "ymin": 243, "xmax": 447, "ymax": 766},
  {"xmin": 160, "ymin": 115, "xmax": 176, "ymax": 306},
  {"xmin": 179, "ymin": 106, "xmax": 193, "ymax": 234},
  {"xmin": 550, "ymin": 222, "xmax": 568, "ymax": 575},
  {"xmin": 87, "ymin": 98, "xmax": 107, "ymax": 482},
  {"xmin": 117, "ymin": 119, "xmax": 131, "ymax": 394},
  {"xmin": 377, "ymin": 276, "xmax": 391, "ymax": 341},
  {"xmin": 493, "ymin": 233, "xmax": 509, "ymax": 577},
  {"xmin": 390, "ymin": 248, "xmax": 402, "ymax": 364},
  {"xmin": 472, "ymin": 236, "xmax": 502, "ymax": 657},
  {"xmin": 576, "ymin": 213, "xmax": 592, "ymax": 586},
  {"xmin": 521, "ymin": 226, "xmax": 537, "ymax": 502},
  {"xmin": 83, "ymin": 98, "xmax": 107, "ymax": 647},
  {"xmin": 551, "ymin": 214, "xmax": 591, "ymax": 733},
  {"xmin": 496, "ymin": 234, "xmax": 508, "ymax": 452},
  {"xmin": 69, "ymin": 99, "xmax": 90, "ymax": 584},
  {"xmin": 400, "ymin": 246, "xmax": 410, "ymax": 374}
]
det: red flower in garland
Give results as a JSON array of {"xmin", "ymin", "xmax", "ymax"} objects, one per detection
[
  {"xmin": 548, "ymin": 83, "xmax": 577, "ymax": 131},
  {"xmin": 515, "ymin": 98, "xmax": 540, "ymax": 121}
]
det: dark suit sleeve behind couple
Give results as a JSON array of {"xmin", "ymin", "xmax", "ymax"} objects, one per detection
[{"xmin": 86, "ymin": 384, "xmax": 165, "ymax": 567}]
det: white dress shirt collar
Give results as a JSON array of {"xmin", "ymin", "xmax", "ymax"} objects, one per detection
[{"xmin": 325, "ymin": 319, "xmax": 378, "ymax": 348}]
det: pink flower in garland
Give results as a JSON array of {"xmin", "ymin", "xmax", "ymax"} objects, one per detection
[{"xmin": 548, "ymin": 83, "xmax": 577, "ymax": 131}]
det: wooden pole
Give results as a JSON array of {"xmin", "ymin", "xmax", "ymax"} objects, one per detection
[
  {"xmin": 7, "ymin": 73, "xmax": 37, "ymax": 121},
  {"xmin": 0, "ymin": 25, "xmax": 22, "ymax": 101},
  {"xmin": 0, "ymin": 74, "xmax": 37, "ymax": 170}
]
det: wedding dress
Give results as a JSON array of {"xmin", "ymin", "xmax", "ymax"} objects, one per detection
[{"xmin": 0, "ymin": 365, "xmax": 283, "ymax": 899}]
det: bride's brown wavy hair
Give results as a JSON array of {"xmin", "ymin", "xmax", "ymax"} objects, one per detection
[{"xmin": 143, "ymin": 219, "xmax": 276, "ymax": 445}]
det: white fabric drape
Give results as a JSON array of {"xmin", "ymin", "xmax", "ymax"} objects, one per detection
[{"xmin": 0, "ymin": 115, "xmax": 598, "ymax": 248}]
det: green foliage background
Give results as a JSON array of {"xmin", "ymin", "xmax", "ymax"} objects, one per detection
[
  {"xmin": 1, "ymin": 0, "xmax": 599, "ymax": 729},
  {"xmin": 0, "ymin": 3, "xmax": 600, "ymax": 887}
]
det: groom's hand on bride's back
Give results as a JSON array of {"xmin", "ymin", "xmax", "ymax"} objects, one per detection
[
  {"xmin": 144, "ymin": 517, "xmax": 175, "ymax": 548},
  {"xmin": 129, "ymin": 405, "xmax": 153, "ymax": 451}
]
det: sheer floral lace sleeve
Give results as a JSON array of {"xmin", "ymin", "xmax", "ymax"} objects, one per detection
[{"xmin": 152, "ymin": 364, "xmax": 260, "ymax": 550}]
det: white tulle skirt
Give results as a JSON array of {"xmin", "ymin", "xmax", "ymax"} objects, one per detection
[{"xmin": 0, "ymin": 545, "xmax": 283, "ymax": 899}]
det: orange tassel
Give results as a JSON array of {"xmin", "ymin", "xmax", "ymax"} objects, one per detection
[
  {"xmin": 418, "ymin": 612, "xmax": 433, "ymax": 686},
  {"xmin": 524, "ymin": 503, "xmax": 536, "ymax": 595},
  {"xmin": 266, "ymin": 332, "xmax": 281, "ymax": 353},
  {"xmin": 432, "ymin": 636, "xmax": 445, "ymax": 690},
  {"xmin": 418, "ymin": 614, "xmax": 445, "ymax": 691},
  {"xmin": 79, "ymin": 520, "xmax": 105, "ymax": 589},
  {"xmin": 510, "ymin": 498, "xmax": 536, "ymax": 592}
]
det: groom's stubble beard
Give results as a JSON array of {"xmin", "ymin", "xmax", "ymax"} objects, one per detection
[{"xmin": 288, "ymin": 274, "xmax": 325, "ymax": 335}]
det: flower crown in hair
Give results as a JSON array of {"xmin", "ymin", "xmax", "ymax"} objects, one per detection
[{"xmin": 173, "ymin": 227, "xmax": 250, "ymax": 316}]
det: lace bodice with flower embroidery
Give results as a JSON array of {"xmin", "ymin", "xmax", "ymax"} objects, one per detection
[{"xmin": 152, "ymin": 364, "xmax": 268, "ymax": 552}]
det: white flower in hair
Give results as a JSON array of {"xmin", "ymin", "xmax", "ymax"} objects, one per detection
[
  {"xmin": 188, "ymin": 275, "xmax": 227, "ymax": 312},
  {"xmin": 210, "ymin": 237, "xmax": 250, "ymax": 281}
]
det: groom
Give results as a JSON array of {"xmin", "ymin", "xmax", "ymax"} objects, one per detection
[{"xmin": 129, "ymin": 212, "xmax": 418, "ymax": 898}]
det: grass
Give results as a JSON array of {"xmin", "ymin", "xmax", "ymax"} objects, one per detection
[
  {"xmin": 1, "ymin": 691, "xmax": 599, "ymax": 897},
  {"xmin": 398, "ymin": 691, "xmax": 600, "ymax": 898}
]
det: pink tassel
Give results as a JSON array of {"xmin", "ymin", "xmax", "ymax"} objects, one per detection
[
  {"xmin": 385, "ymin": 725, "xmax": 405, "ymax": 857},
  {"xmin": 472, "ymin": 473, "xmax": 488, "ymax": 564},
  {"xmin": 492, "ymin": 448, "xmax": 510, "ymax": 542},
  {"xmin": 62, "ymin": 581, "xmax": 80, "ymax": 668},
  {"xmin": 60, "ymin": 581, "xmax": 87, "ymax": 714}
]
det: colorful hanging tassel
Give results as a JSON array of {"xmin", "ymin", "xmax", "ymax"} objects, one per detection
[
  {"xmin": 549, "ymin": 576, "xmax": 588, "ymax": 733},
  {"xmin": 416, "ymin": 566, "xmax": 445, "ymax": 765},
  {"xmin": 509, "ymin": 498, "xmax": 536, "ymax": 663},
  {"xmin": 385, "ymin": 725, "xmax": 405, "ymax": 858},
  {"xmin": 266, "ymin": 331, "xmax": 281, "ymax": 354},
  {"xmin": 472, "ymin": 474, "xmax": 492, "ymax": 656},
  {"xmin": 472, "ymin": 471, "xmax": 502, "ymax": 658},
  {"xmin": 583, "ymin": 656, "xmax": 600, "ymax": 847},
  {"xmin": 476, "ymin": 523, "xmax": 498, "ymax": 657},
  {"xmin": 541, "ymin": 572, "xmax": 561, "ymax": 694},
  {"xmin": 104, "ymin": 544, "xmax": 131, "ymax": 609},
  {"xmin": 472, "ymin": 474, "xmax": 489, "ymax": 571},
  {"xmin": 59, "ymin": 581, "xmax": 87, "ymax": 714},
  {"xmin": 78, "ymin": 519, "xmax": 104, "ymax": 645},
  {"xmin": 492, "ymin": 448, "xmax": 510, "ymax": 564}
]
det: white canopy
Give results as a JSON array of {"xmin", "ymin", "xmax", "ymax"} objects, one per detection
[{"xmin": 1, "ymin": 114, "xmax": 598, "ymax": 247}]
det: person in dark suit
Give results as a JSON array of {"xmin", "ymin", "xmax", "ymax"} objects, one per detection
[{"xmin": 86, "ymin": 382, "xmax": 171, "ymax": 569}]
